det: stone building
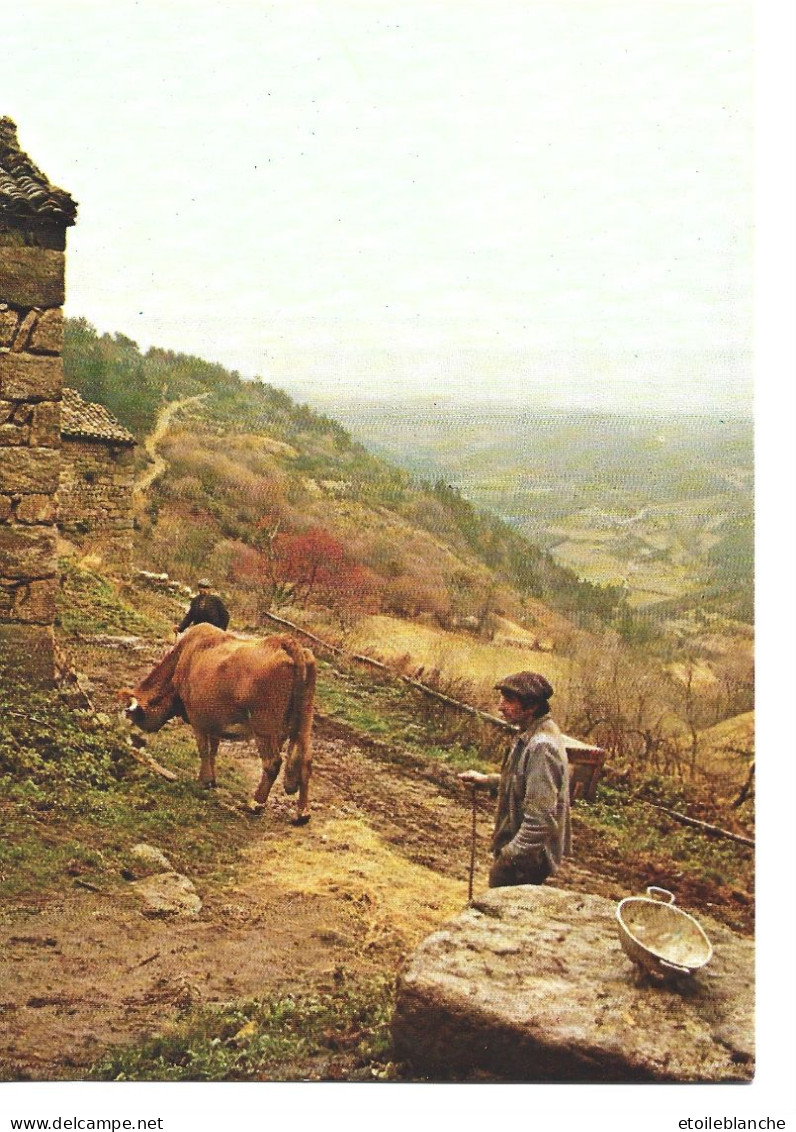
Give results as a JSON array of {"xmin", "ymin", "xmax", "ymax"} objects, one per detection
[
  {"xmin": 1, "ymin": 117, "xmax": 76, "ymax": 684},
  {"xmin": 59, "ymin": 387, "xmax": 136, "ymax": 570}
]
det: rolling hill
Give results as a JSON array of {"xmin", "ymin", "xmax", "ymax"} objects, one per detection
[{"xmin": 321, "ymin": 396, "xmax": 754, "ymax": 622}]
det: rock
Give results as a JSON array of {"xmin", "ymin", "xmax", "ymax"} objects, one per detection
[
  {"xmin": 85, "ymin": 634, "xmax": 145, "ymax": 649},
  {"xmin": 130, "ymin": 872, "xmax": 201, "ymax": 918},
  {"xmin": 130, "ymin": 843, "xmax": 173, "ymax": 872},
  {"xmin": 391, "ymin": 885, "xmax": 754, "ymax": 1083}
]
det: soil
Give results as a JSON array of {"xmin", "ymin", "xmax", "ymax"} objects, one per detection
[{"xmin": 0, "ymin": 636, "xmax": 754, "ymax": 1082}]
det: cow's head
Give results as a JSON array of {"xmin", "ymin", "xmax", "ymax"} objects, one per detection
[
  {"xmin": 119, "ymin": 686, "xmax": 180, "ymax": 733},
  {"xmin": 120, "ymin": 640, "xmax": 186, "ymax": 733}
]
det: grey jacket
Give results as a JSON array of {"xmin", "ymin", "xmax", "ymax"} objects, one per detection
[{"xmin": 491, "ymin": 714, "xmax": 572, "ymax": 874}]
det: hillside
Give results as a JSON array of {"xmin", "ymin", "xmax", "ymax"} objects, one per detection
[
  {"xmin": 63, "ymin": 319, "xmax": 629, "ymax": 635},
  {"xmin": 62, "ymin": 319, "xmax": 754, "ymax": 784},
  {"xmin": 322, "ymin": 396, "xmax": 754, "ymax": 623}
]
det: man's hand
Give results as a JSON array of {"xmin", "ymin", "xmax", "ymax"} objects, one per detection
[{"xmin": 458, "ymin": 770, "xmax": 492, "ymax": 789}]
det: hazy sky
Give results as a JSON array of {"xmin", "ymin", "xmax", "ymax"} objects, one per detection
[{"xmin": 5, "ymin": 3, "xmax": 755, "ymax": 411}]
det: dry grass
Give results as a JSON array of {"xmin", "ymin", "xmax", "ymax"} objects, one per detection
[
  {"xmin": 346, "ymin": 614, "xmax": 571, "ymax": 707},
  {"xmin": 691, "ymin": 711, "xmax": 755, "ymax": 786},
  {"xmin": 244, "ymin": 816, "xmax": 465, "ymax": 953}
]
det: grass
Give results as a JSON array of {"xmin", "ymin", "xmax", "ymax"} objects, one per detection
[
  {"xmin": 346, "ymin": 614, "xmax": 571, "ymax": 703},
  {"xmin": 577, "ymin": 780, "xmax": 754, "ymax": 893},
  {"xmin": 57, "ymin": 559, "xmax": 170, "ymax": 638},
  {"xmin": 90, "ymin": 973, "xmax": 398, "ymax": 1081},
  {"xmin": 316, "ymin": 659, "xmax": 498, "ymax": 771},
  {"xmin": 0, "ymin": 678, "xmax": 252, "ymax": 904}
]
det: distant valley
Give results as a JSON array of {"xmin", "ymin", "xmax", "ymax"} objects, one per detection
[{"xmin": 317, "ymin": 397, "xmax": 754, "ymax": 619}]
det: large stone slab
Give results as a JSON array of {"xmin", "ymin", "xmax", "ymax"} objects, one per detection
[{"xmin": 392, "ymin": 886, "xmax": 754, "ymax": 1083}]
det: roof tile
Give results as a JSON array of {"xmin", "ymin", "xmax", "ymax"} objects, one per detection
[
  {"xmin": 0, "ymin": 118, "xmax": 77, "ymax": 226},
  {"xmin": 61, "ymin": 387, "xmax": 136, "ymax": 445}
]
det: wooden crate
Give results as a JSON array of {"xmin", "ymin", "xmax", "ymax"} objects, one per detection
[{"xmin": 564, "ymin": 737, "xmax": 607, "ymax": 803}]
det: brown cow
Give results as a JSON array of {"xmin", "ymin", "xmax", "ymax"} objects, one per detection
[{"xmin": 122, "ymin": 624, "xmax": 316, "ymax": 823}]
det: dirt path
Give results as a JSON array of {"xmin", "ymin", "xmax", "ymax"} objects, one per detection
[
  {"xmin": 0, "ymin": 714, "xmax": 487, "ymax": 1080},
  {"xmin": 132, "ymin": 394, "xmax": 208, "ymax": 514},
  {"xmin": 0, "ymin": 638, "xmax": 754, "ymax": 1081}
]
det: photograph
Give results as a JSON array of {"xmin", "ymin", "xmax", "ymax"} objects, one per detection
[{"xmin": 1, "ymin": 1, "xmax": 793, "ymax": 1126}]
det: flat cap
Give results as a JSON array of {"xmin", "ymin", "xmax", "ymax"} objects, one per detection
[
  {"xmin": 495, "ymin": 671, "xmax": 554, "ymax": 702},
  {"xmin": 197, "ymin": 578, "xmax": 212, "ymax": 588}
]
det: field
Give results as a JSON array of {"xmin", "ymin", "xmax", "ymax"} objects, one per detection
[{"xmin": 345, "ymin": 613, "xmax": 571, "ymax": 706}]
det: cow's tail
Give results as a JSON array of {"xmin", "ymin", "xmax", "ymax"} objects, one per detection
[{"xmin": 280, "ymin": 637, "xmax": 316, "ymax": 796}]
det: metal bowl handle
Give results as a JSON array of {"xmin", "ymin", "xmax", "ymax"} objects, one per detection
[
  {"xmin": 646, "ymin": 886, "xmax": 675, "ymax": 904},
  {"xmin": 659, "ymin": 958, "xmax": 692, "ymax": 976}
]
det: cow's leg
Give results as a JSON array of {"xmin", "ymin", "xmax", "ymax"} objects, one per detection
[
  {"xmin": 284, "ymin": 739, "xmax": 311, "ymax": 825},
  {"xmin": 294, "ymin": 750, "xmax": 312, "ymax": 825},
  {"xmin": 253, "ymin": 734, "xmax": 282, "ymax": 805},
  {"xmin": 194, "ymin": 730, "xmax": 219, "ymax": 788}
]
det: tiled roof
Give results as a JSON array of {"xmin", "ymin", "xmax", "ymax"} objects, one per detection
[
  {"xmin": 61, "ymin": 387, "xmax": 136, "ymax": 445},
  {"xmin": 0, "ymin": 117, "xmax": 77, "ymax": 226}
]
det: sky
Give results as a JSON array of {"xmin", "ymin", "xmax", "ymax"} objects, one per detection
[{"xmin": 3, "ymin": 0, "xmax": 759, "ymax": 413}]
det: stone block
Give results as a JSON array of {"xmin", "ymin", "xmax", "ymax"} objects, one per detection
[
  {"xmin": 0, "ymin": 621, "xmax": 55, "ymax": 686},
  {"xmin": 0, "ymin": 306, "xmax": 19, "ymax": 347},
  {"xmin": 0, "ymin": 524, "xmax": 57, "ymax": 580},
  {"xmin": 392, "ymin": 886, "xmax": 754, "ymax": 1083},
  {"xmin": 28, "ymin": 308, "xmax": 63, "ymax": 354},
  {"xmin": 0, "ymin": 423, "xmax": 28, "ymax": 446},
  {"xmin": 1, "ymin": 397, "xmax": 33, "ymax": 425},
  {"xmin": 0, "ymin": 248, "xmax": 65, "ymax": 307},
  {"xmin": 0, "ymin": 447, "xmax": 60, "ymax": 493},
  {"xmin": 30, "ymin": 400, "xmax": 61, "ymax": 446},
  {"xmin": 0, "ymin": 223, "xmax": 66, "ymax": 251},
  {"xmin": 11, "ymin": 310, "xmax": 38, "ymax": 351},
  {"xmin": 13, "ymin": 578, "xmax": 57, "ymax": 623},
  {"xmin": 0, "ymin": 399, "xmax": 35, "ymax": 445},
  {"xmin": 15, "ymin": 494, "xmax": 57, "ymax": 523},
  {"xmin": 0, "ymin": 354, "xmax": 62, "ymax": 400}
]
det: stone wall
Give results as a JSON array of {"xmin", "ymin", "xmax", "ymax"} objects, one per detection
[
  {"xmin": 59, "ymin": 438, "xmax": 136, "ymax": 570},
  {"xmin": 0, "ymin": 227, "xmax": 65, "ymax": 684}
]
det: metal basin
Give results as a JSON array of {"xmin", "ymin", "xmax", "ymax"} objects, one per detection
[{"xmin": 616, "ymin": 886, "xmax": 713, "ymax": 979}]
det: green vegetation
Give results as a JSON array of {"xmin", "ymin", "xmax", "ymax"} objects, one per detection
[
  {"xmin": 0, "ymin": 676, "xmax": 250, "ymax": 903},
  {"xmin": 64, "ymin": 320, "xmax": 245, "ymax": 438},
  {"xmin": 91, "ymin": 974, "xmax": 396, "ymax": 1081},
  {"xmin": 317, "ymin": 660, "xmax": 501, "ymax": 770},
  {"xmin": 56, "ymin": 559, "xmax": 168, "ymax": 637},
  {"xmin": 577, "ymin": 779, "xmax": 753, "ymax": 892}
]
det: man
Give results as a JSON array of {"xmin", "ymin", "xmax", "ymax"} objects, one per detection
[
  {"xmin": 175, "ymin": 579, "xmax": 230, "ymax": 635},
  {"xmin": 459, "ymin": 671, "xmax": 571, "ymax": 888}
]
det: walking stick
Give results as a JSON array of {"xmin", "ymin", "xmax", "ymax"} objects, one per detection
[{"xmin": 468, "ymin": 784, "xmax": 477, "ymax": 902}]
